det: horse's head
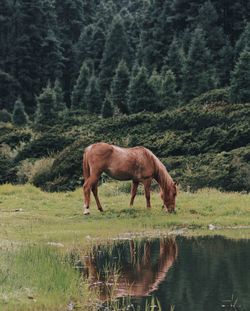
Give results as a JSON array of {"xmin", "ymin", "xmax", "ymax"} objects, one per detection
[{"xmin": 160, "ymin": 181, "xmax": 177, "ymax": 213}]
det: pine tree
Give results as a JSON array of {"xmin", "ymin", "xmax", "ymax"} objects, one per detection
[
  {"xmin": 230, "ymin": 50, "xmax": 250, "ymax": 103},
  {"xmin": 71, "ymin": 62, "xmax": 90, "ymax": 109},
  {"xmin": 138, "ymin": 0, "xmax": 173, "ymax": 70},
  {"xmin": 41, "ymin": 0, "xmax": 64, "ymax": 84},
  {"xmin": 99, "ymin": 14, "xmax": 131, "ymax": 97},
  {"xmin": 102, "ymin": 94, "xmax": 114, "ymax": 118},
  {"xmin": 161, "ymin": 70, "xmax": 178, "ymax": 108},
  {"xmin": 235, "ymin": 23, "xmax": 250, "ymax": 57},
  {"xmin": 217, "ymin": 38, "xmax": 234, "ymax": 86},
  {"xmin": 12, "ymin": 0, "xmax": 45, "ymax": 113},
  {"xmin": 56, "ymin": 0, "xmax": 85, "ymax": 105},
  {"xmin": 182, "ymin": 27, "xmax": 217, "ymax": 101},
  {"xmin": 54, "ymin": 79, "xmax": 66, "ymax": 112},
  {"xmin": 166, "ymin": 37, "xmax": 185, "ymax": 89},
  {"xmin": 148, "ymin": 69, "xmax": 162, "ymax": 110},
  {"xmin": 85, "ymin": 76, "xmax": 102, "ymax": 114},
  {"xmin": 35, "ymin": 83, "xmax": 57, "ymax": 125},
  {"xmin": 127, "ymin": 65, "xmax": 156, "ymax": 113},
  {"xmin": 110, "ymin": 60, "xmax": 130, "ymax": 114},
  {"xmin": 12, "ymin": 97, "xmax": 29, "ymax": 126}
]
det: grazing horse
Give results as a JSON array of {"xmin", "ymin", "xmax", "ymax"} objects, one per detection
[{"xmin": 83, "ymin": 142, "xmax": 177, "ymax": 215}]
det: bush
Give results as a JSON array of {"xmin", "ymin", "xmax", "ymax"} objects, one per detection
[
  {"xmin": 30, "ymin": 158, "xmax": 54, "ymax": 187},
  {"xmin": 15, "ymin": 133, "xmax": 73, "ymax": 162},
  {"xmin": 17, "ymin": 157, "xmax": 54, "ymax": 186},
  {"xmin": 0, "ymin": 109, "xmax": 12, "ymax": 123},
  {"xmin": 0, "ymin": 129, "xmax": 33, "ymax": 148},
  {"xmin": 0, "ymin": 154, "xmax": 17, "ymax": 184},
  {"xmin": 190, "ymin": 88, "xmax": 230, "ymax": 106},
  {"xmin": 44, "ymin": 137, "xmax": 94, "ymax": 191}
]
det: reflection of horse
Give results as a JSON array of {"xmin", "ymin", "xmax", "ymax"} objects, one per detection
[
  {"xmin": 83, "ymin": 143, "xmax": 177, "ymax": 214},
  {"xmin": 84, "ymin": 238, "xmax": 178, "ymax": 300}
]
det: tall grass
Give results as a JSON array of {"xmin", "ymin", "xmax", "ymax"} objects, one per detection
[{"xmin": 0, "ymin": 245, "xmax": 86, "ymax": 311}]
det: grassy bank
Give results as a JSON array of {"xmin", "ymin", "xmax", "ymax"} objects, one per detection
[{"xmin": 0, "ymin": 183, "xmax": 250, "ymax": 310}]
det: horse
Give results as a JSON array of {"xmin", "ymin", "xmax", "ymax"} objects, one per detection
[{"xmin": 83, "ymin": 142, "xmax": 177, "ymax": 215}]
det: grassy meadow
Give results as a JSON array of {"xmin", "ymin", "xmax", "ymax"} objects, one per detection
[{"xmin": 0, "ymin": 182, "xmax": 250, "ymax": 310}]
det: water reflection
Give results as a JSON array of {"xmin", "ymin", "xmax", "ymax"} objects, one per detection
[
  {"xmin": 84, "ymin": 238, "xmax": 177, "ymax": 300},
  {"xmin": 83, "ymin": 236, "xmax": 250, "ymax": 311}
]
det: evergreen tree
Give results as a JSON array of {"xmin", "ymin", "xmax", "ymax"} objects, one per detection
[
  {"xmin": 54, "ymin": 79, "xmax": 66, "ymax": 112},
  {"xmin": 161, "ymin": 69, "xmax": 178, "ymax": 108},
  {"xmin": 235, "ymin": 23, "xmax": 250, "ymax": 57},
  {"xmin": 182, "ymin": 27, "xmax": 217, "ymax": 101},
  {"xmin": 196, "ymin": 1, "xmax": 225, "ymax": 54},
  {"xmin": 217, "ymin": 38, "xmax": 234, "ymax": 86},
  {"xmin": 35, "ymin": 83, "xmax": 56, "ymax": 125},
  {"xmin": 148, "ymin": 69, "xmax": 162, "ymax": 110},
  {"xmin": 166, "ymin": 37, "xmax": 185, "ymax": 89},
  {"xmin": 71, "ymin": 62, "xmax": 90, "ymax": 109},
  {"xmin": 127, "ymin": 65, "xmax": 156, "ymax": 113},
  {"xmin": 230, "ymin": 50, "xmax": 250, "ymax": 103},
  {"xmin": 138, "ymin": 0, "xmax": 173, "ymax": 70},
  {"xmin": 0, "ymin": 70, "xmax": 20, "ymax": 111},
  {"xmin": 12, "ymin": 97, "xmax": 29, "ymax": 126},
  {"xmin": 77, "ymin": 22, "xmax": 105, "ymax": 71},
  {"xmin": 12, "ymin": 0, "xmax": 45, "ymax": 112},
  {"xmin": 55, "ymin": 0, "xmax": 85, "ymax": 105},
  {"xmin": 110, "ymin": 60, "xmax": 130, "ymax": 114},
  {"xmin": 99, "ymin": 14, "xmax": 131, "ymax": 97},
  {"xmin": 102, "ymin": 94, "xmax": 114, "ymax": 118},
  {"xmin": 85, "ymin": 76, "xmax": 102, "ymax": 114},
  {"xmin": 41, "ymin": 0, "xmax": 64, "ymax": 84}
]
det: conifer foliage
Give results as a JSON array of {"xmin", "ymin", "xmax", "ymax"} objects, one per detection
[
  {"xmin": 12, "ymin": 97, "xmax": 29, "ymax": 126},
  {"xmin": 230, "ymin": 50, "xmax": 250, "ymax": 103},
  {"xmin": 0, "ymin": 0, "xmax": 249, "ymax": 120}
]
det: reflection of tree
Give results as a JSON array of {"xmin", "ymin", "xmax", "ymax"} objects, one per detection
[
  {"xmin": 158, "ymin": 237, "xmax": 250, "ymax": 311},
  {"xmin": 84, "ymin": 238, "xmax": 178, "ymax": 300}
]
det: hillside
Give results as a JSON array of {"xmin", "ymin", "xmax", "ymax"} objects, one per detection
[{"xmin": 1, "ymin": 97, "xmax": 249, "ymax": 192}]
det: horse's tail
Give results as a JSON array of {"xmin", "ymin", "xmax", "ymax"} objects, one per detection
[{"xmin": 83, "ymin": 150, "xmax": 90, "ymax": 181}]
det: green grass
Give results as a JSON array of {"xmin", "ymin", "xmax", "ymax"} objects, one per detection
[{"xmin": 0, "ymin": 182, "xmax": 250, "ymax": 310}]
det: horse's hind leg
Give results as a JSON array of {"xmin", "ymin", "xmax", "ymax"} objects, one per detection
[
  {"xmin": 130, "ymin": 181, "xmax": 139, "ymax": 207},
  {"xmin": 83, "ymin": 175, "xmax": 99, "ymax": 215},
  {"xmin": 92, "ymin": 183, "xmax": 103, "ymax": 212},
  {"xmin": 143, "ymin": 178, "xmax": 152, "ymax": 209}
]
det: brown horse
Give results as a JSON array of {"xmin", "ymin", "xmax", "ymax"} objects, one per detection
[{"xmin": 83, "ymin": 142, "xmax": 177, "ymax": 215}]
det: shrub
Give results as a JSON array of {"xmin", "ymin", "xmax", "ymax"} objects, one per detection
[
  {"xmin": 17, "ymin": 157, "xmax": 54, "ymax": 186},
  {"xmin": 44, "ymin": 137, "xmax": 94, "ymax": 191},
  {"xmin": 30, "ymin": 158, "xmax": 54, "ymax": 187},
  {"xmin": 0, "ymin": 154, "xmax": 17, "ymax": 184},
  {"xmin": 0, "ymin": 109, "xmax": 12, "ymax": 123},
  {"xmin": 190, "ymin": 88, "xmax": 230, "ymax": 106},
  {"xmin": 15, "ymin": 133, "xmax": 73, "ymax": 162}
]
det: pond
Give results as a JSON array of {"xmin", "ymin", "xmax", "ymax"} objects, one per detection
[{"xmin": 82, "ymin": 236, "xmax": 250, "ymax": 311}]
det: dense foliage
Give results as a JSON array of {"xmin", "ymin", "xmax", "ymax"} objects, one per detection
[
  {"xmin": 0, "ymin": 1, "xmax": 249, "ymax": 192},
  {"xmin": 0, "ymin": 0, "xmax": 250, "ymax": 113}
]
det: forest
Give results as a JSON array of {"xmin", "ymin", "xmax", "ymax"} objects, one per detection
[{"xmin": 0, "ymin": 0, "xmax": 250, "ymax": 191}]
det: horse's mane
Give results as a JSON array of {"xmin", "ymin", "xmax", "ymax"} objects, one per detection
[{"xmin": 143, "ymin": 148, "xmax": 173, "ymax": 191}]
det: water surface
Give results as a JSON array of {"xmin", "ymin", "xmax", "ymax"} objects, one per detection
[{"xmin": 83, "ymin": 236, "xmax": 250, "ymax": 311}]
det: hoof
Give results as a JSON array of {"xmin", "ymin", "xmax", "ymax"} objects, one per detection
[{"xmin": 83, "ymin": 209, "xmax": 90, "ymax": 215}]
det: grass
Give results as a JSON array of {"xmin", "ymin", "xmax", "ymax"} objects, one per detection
[{"xmin": 0, "ymin": 182, "xmax": 250, "ymax": 310}]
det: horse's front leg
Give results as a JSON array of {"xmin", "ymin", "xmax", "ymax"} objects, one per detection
[
  {"xmin": 143, "ymin": 178, "xmax": 152, "ymax": 209},
  {"xmin": 130, "ymin": 181, "xmax": 139, "ymax": 207}
]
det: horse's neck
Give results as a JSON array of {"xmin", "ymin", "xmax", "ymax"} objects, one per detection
[{"xmin": 155, "ymin": 163, "xmax": 172, "ymax": 191}]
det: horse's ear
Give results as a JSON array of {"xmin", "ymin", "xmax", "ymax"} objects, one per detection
[{"xmin": 174, "ymin": 181, "xmax": 178, "ymax": 186}]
